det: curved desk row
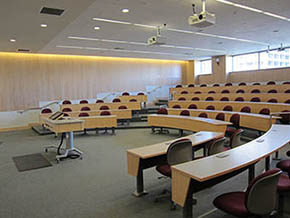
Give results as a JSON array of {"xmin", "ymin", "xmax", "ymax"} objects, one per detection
[
  {"xmin": 172, "ymin": 124, "xmax": 290, "ymax": 217},
  {"xmin": 170, "ymin": 84, "xmax": 290, "ymax": 95},
  {"xmin": 168, "ymin": 101, "xmax": 290, "ymax": 114},
  {"xmin": 59, "ymin": 102, "xmax": 141, "ymax": 111},
  {"xmin": 127, "ymin": 131, "xmax": 224, "ymax": 196},
  {"xmin": 119, "ymin": 95, "xmax": 147, "ymax": 103},
  {"xmin": 167, "ymin": 109, "xmax": 277, "ymax": 132},
  {"xmin": 173, "ymin": 93, "xmax": 290, "ymax": 103},
  {"xmin": 148, "ymin": 114, "xmax": 231, "ymax": 133}
]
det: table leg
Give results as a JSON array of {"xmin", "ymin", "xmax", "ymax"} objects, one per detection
[
  {"xmin": 265, "ymin": 156, "xmax": 270, "ymax": 171},
  {"xmin": 248, "ymin": 164, "xmax": 255, "ymax": 185},
  {"xmin": 273, "ymin": 151, "xmax": 281, "ymax": 160},
  {"xmin": 183, "ymin": 180, "xmax": 194, "ymax": 218},
  {"xmin": 133, "ymin": 168, "xmax": 148, "ymax": 197}
]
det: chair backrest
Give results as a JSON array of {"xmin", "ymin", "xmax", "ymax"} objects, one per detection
[
  {"xmin": 206, "ymin": 105, "xmax": 215, "ymax": 110},
  {"xmin": 175, "ymin": 85, "xmax": 182, "ymax": 88},
  {"xmin": 208, "ymin": 91, "xmax": 216, "ymax": 94},
  {"xmin": 251, "ymin": 97, "xmax": 261, "ymax": 102},
  {"xmin": 172, "ymin": 104, "xmax": 181, "ymax": 109},
  {"xmin": 221, "ymin": 89, "xmax": 230, "ymax": 94},
  {"xmin": 62, "ymin": 108, "xmax": 72, "ymax": 112},
  {"xmin": 223, "ymin": 105, "xmax": 233, "ymax": 111},
  {"xmin": 245, "ymin": 169, "xmax": 282, "ymax": 215},
  {"xmin": 200, "ymin": 84, "xmax": 207, "ymax": 87},
  {"xmin": 96, "ymin": 99, "xmax": 104, "ymax": 103},
  {"xmin": 180, "ymin": 110, "xmax": 190, "ymax": 116},
  {"xmin": 213, "ymin": 84, "xmax": 220, "ymax": 87},
  {"xmin": 157, "ymin": 108, "xmax": 168, "ymax": 115},
  {"xmin": 129, "ymin": 99, "xmax": 137, "ymax": 102},
  {"xmin": 41, "ymin": 108, "xmax": 52, "ymax": 114},
  {"xmin": 79, "ymin": 112, "xmax": 89, "ymax": 117},
  {"xmin": 220, "ymin": 97, "xmax": 229, "ymax": 101},
  {"xmin": 241, "ymin": 106, "xmax": 251, "ymax": 113},
  {"xmin": 188, "ymin": 84, "xmax": 195, "ymax": 87},
  {"xmin": 178, "ymin": 97, "xmax": 186, "ymax": 101},
  {"xmin": 285, "ymin": 89, "xmax": 290, "ymax": 93},
  {"xmin": 235, "ymin": 97, "xmax": 244, "ymax": 102},
  {"xmin": 283, "ymin": 81, "xmax": 290, "ymax": 85},
  {"xmin": 122, "ymin": 92, "xmax": 130, "ymax": 96},
  {"xmin": 118, "ymin": 105, "xmax": 127, "ymax": 109},
  {"xmin": 230, "ymin": 114, "xmax": 240, "ymax": 128},
  {"xmin": 268, "ymin": 89, "xmax": 277, "ymax": 93},
  {"xmin": 100, "ymin": 105, "xmax": 110, "ymax": 110},
  {"xmin": 205, "ymin": 97, "xmax": 214, "ymax": 101},
  {"xmin": 236, "ymin": 89, "xmax": 245, "ymax": 93},
  {"xmin": 268, "ymin": 98, "xmax": 278, "ymax": 103},
  {"xmin": 80, "ymin": 100, "xmax": 88, "ymax": 104},
  {"xmin": 280, "ymin": 110, "xmax": 290, "ymax": 124},
  {"xmin": 207, "ymin": 137, "xmax": 226, "ymax": 156},
  {"xmin": 81, "ymin": 107, "xmax": 91, "ymax": 111},
  {"xmin": 251, "ymin": 89, "xmax": 260, "ymax": 93},
  {"xmin": 199, "ymin": 112, "xmax": 208, "ymax": 118},
  {"xmin": 225, "ymin": 83, "xmax": 232, "ymax": 86},
  {"xmin": 167, "ymin": 139, "xmax": 192, "ymax": 166},
  {"xmin": 238, "ymin": 82, "xmax": 246, "ymax": 86},
  {"xmin": 62, "ymin": 100, "xmax": 71, "ymax": 104},
  {"xmin": 215, "ymin": 113, "xmax": 225, "ymax": 121},
  {"xmin": 259, "ymin": 108, "xmax": 270, "ymax": 115},
  {"xmin": 230, "ymin": 129, "xmax": 244, "ymax": 148},
  {"xmin": 137, "ymin": 92, "xmax": 144, "ymax": 95},
  {"xmin": 181, "ymin": 91, "xmax": 188, "ymax": 94},
  {"xmin": 194, "ymin": 91, "xmax": 202, "ymax": 94},
  {"xmin": 63, "ymin": 113, "xmax": 69, "ymax": 117},
  {"xmin": 100, "ymin": 111, "xmax": 111, "ymax": 116},
  {"xmin": 285, "ymin": 99, "xmax": 290, "ymax": 104},
  {"xmin": 112, "ymin": 98, "xmax": 121, "ymax": 103},
  {"xmin": 267, "ymin": 81, "xmax": 276, "ymax": 85},
  {"xmin": 191, "ymin": 97, "xmax": 200, "ymax": 101},
  {"xmin": 253, "ymin": 82, "xmax": 260, "ymax": 86},
  {"xmin": 188, "ymin": 104, "xmax": 197, "ymax": 109}
]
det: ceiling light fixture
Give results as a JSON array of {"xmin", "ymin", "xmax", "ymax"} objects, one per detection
[
  {"xmin": 93, "ymin": 17, "xmax": 131, "ymax": 25},
  {"xmin": 121, "ymin": 8, "xmax": 129, "ymax": 13},
  {"xmin": 10, "ymin": 39, "xmax": 16, "ymax": 42},
  {"xmin": 68, "ymin": 36, "xmax": 100, "ymax": 41},
  {"xmin": 94, "ymin": 26, "xmax": 100, "ymax": 30},
  {"xmin": 40, "ymin": 24, "xmax": 48, "ymax": 28}
]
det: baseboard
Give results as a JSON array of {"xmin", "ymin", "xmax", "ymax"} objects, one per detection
[{"xmin": 0, "ymin": 126, "xmax": 30, "ymax": 132}]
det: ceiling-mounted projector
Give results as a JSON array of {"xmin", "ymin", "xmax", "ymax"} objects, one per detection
[
  {"xmin": 147, "ymin": 25, "xmax": 167, "ymax": 45},
  {"xmin": 188, "ymin": 0, "xmax": 216, "ymax": 28}
]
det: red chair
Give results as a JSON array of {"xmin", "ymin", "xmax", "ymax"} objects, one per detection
[
  {"xmin": 112, "ymin": 98, "xmax": 121, "ymax": 103},
  {"xmin": 153, "ymin": 108, "xmax": 169, "ymax": 134},
  {"xmin": 225, "ymin": 83, "xmax": 232, "ymax": 86},
  {"xmin": 221, "ymin": 90, "xmax": 230, "ymax": 94},
  {"xmin": 206, "ymin": 105, "xmax": 215, "ymax": 110},
  {"xmin": 251, "ymin": 97, "xmax": 261, "ymax": 102},
  {"xmin": 213, "ymin": 84, "xmax": 220, "ymax": 87},
  {"xmin": 236, "ymin": 89, "xmax": 245, "ymax": 93},
  {"xmin": 178, "ymin": 97, "xmax": 186, "ymax": 101},
  {"xmin": 79, "ymin": 112, "xmax": 89, "ymax": 117},
  {"xmin": 62, "ymin": 100, "xmax": 71, "ymax": 104},
  {"xmin": 188, "ymin": 84, "xmax": 195, "ymax": 87},
  {"xmin": 285, "ymin": 89, "xmax": 290, "ymax": 93},
  {"xmin": 129, "ymin": 99, "xmax": 137, "ymax": 102},
  {"xmin": 100, "ymin": 111, "xmax": 111, "ymax": 116},
  {"xmin": 41, "ymin": 108, "xmax": 52, "ymax": 114},
  {"xmin": 283, "ymin": 81, "xmax": 290, "ymax": 85},
  {"xmin": 267, "ymin": 98, "xmax": 277, "ymax": 103},
  {"xmin": 191, "ymin": 97, "xmax": 200, "ymax": 101},
  {"xmin": 200, "ymin": 84, "xmax": 207, "ymax": 87},
  {"xmin": 276, "ymin": 159, "xmax": 290, "ymax": 173},
  {"xmin": 285, "ymin": 99, "xmax": 290, "ymax": 104},
  {"xmin": 181, "ymin": 91, "xmax": 188, "ymax": 94},
  {"xmin": 253, "ymin": 82, "xmax": 260, "ymax": 85},
  {"xmin": 213, "ymin": 169, "xmax": 281, "ymax": 217},
  {"xmin": 259, "ymin": 108, "xmax": 270, "ymax": 115},
  {"xmin": 238, "ymin": 82, "xmax": 246, "ymax": 86},
  {"xmin": 80, "ymin": 100, "xmax": 88, "ymax": 104},
  {"xmin": 267, "ymin": 81, "xmax": 276, "ymax": 85},
  {"xmin": 81, "ymin": 107, "xmax": 91, "ymax": 111},
  {"xmin": 175, "ymin": 85, "xmax": 182, "ymax": 88},
  {"xmin": 96, "ymin": 99, "xmax": 104, "ymax": 103},
  {"xmin": 198, "ymin": 113, "xmax": 208, "ymax": 118},
  {"xmin": 172, "ymin": 105, "xmax": 181, "ymax": 109},
  {"xmin": 220, "ymin": 97, "xmax": 229, "ymax": 101},
  {"xmin": 241, "ymin": 106, "xmax": 251, "ymax": 113},
  {"xmin": 268, "ymin": 89, "xmax": 277, "ymax": 93},
  {"xmin": 180, "ymin": 110, "xmax": 190, "ymax": 116},
  {"xmin": 205, "ymin": 97, "xmax": 214, "ymax": 101},
  {"xmin": 122, "ymin": 92, "xmax": 130, "ymax": 96},
  {"xmin": 229, "ymin": 129, "xmax": 244, "ymax": 148},
  {"xmin": 63, "ymin": 113, "xmax": 69, "ymax": 117},
  {"xmin": 194, "ymin": 91, "xmax": 202, "ymax": 94},
  {"xmin": 229, "ymin": 114, "xmax": 240, "ymax": 129},
  {"xmin": 280, "ymin": 110, "xmax": 290, "ymax": 124},
  {"xmin": 100, "ymin": 105, "xmax": 110, "ymax": 110},
  {"xmin": 62, "ymin": 108, "xmax": 72, "ymax": 112},
  {"xmin": 137, "ymin": 92, "xmax": 145, "ymax": 95},
  {"xmin": 223, "ymin": 105, "xmax": 233, "ymax": 111},
  {"xmin": 188, "ymin": 104, "xmax": 197, "ymax": 109},
  {"xmin": 118, "ymin": 105, "xmax": 127, "ymax": 109},
  {"xmin": 235, "ymin": 97, "xmax": 244, "ymax": 102},
  {"xmin": 208, "ymin": 91, "xmax": 216, "ymax": 94},
  {"xmin": 251, "ymin": 89, "xmax": 260, "ymax": 93},
  {"xmin": 215, "ymin": 113, "xmax": 225, "ymax": 121},
  {"xmin": 157, "ymin": 108, "xmax": 168, "ymax": 115},
  {"xmin": 277, "ymin": 168, "xmax": 290, "ymax": 213}
]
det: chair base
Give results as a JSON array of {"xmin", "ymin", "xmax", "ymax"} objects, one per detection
[{"xmin": 154, "ymin": 189, "xmax": 177, "ymax": 211}]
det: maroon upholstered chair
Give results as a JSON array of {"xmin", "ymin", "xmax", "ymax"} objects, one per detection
[
  {"xmin": 188, "ymin": 84, "xmax": 195, "ymax": 87},
  {"xmin": 172, "ymin": 105, "xmax": 181, "ymax": 109},
  {"xmin": 80, "ymin": 100, "xmax": 88, "ymax": 104},
  {"xmin": 178, "ymin": 97, "xmax": 186, "ymax": 101},
  {"xmin": 118, "ymin": 105, "xmax": 127, "ymax": 110},
  {"xmin": 213, "ymin": 84, "xmax": 220, "ymax": 87},
  {"xmin": 221, "ymin": 89, "xmax": 230, "ymax": 94},
  {"xmin": 251, "ymin": 89, "xmax": 260, "ymax": 93},
  {"xmin": 223, "ymin": 105, "xmax": 233, "ymax": 111},
  {"xmin": 112, "ymin": 98, "xmax": 121, "ymax": 103},
  {"xmin": 225, "ymin": 83, "xmax": 232, "ymax": 86},
  {"xmin": 235, "ymin": 97, "xmax": 244, "ymax": 102},
  {"xmin": 154, "ymin": 108, "xmax": 169, "ymax": 134},
  {"xmin": 220, "ymin": 97, "xmax": 229, "ymax": 101},
  {"xmin": 267, "ymin": 81, "xmax": 276, "ymax": 85},
  {"xmin": 236, "ymin": 89, "xmax": 245, "ymax": 93},
  {"xmin": 215, "ymin": 113, "xmax": 225, "ymax": 121},
  {"xmin": 100, "ymin": 111, "xmax": 111, "ymax": 116},
  {"xmin": 208, "ymin": 91, "xmax": 216, "ymax": 94},
  {"xmin": 191, "ymin": 97, "xmax": 200, "ymax": 101},
  {"xmin": 268, "ymin": 98, "xmax": 278, "ymax": 103},
  {"xmin": 188, "ymin": 104, "xmax": 197, "ymax": 109},
  {"xmin": 206, "ymin": 105, "xmax": 215, "ymax": 110},
  {"xmin": 180, "ymin": 110, "xmax": 190, "ymax": 116},
  {"xmin": 250, "ymin": 97, "xmax": 261, "ymax": 102},
  {"xmin": 81, "ymin": 107, "xmax": 91, "ymax": 111},
  {"xmin": 238, "ymin": 82, "xmax": 246, "ymax": 86},
  {"xmin": 41, "ymin": 108, "xmax": 52, "ymax": 114},
  {"xmin": 253, "ymin": 82, "xmax": 261, "ymax": 85},
  {"xmin": 194, "ymin": 91, "xmax": 202, "ymax": 94},
  {"xmin": 175, "ymin": 85, "xmax": 182, "ymax": 88},
  {"xmin": 285, "ymin": 89, "xmax": 290, "ymax": 93},
  {"xmin": 157, "ymin": 108, "xmax": 168, "ymax": 115},
  {"xmin": 200, "ymin": 84, "xmax": 207, "ymax": 87},
  {"xmin": 100, "ymin": 105, "xmax": 110, "ymax": 110},
  {"xmin": 198, "ymin": 113, "xmax": 208, "ymax": 118},
  {"xmin": 284, "ymin": 99, "xmax": 290, "ymax": 104},
  {"xmin": 122, "ymin": 92, "xmax": 130, "ymax": 96},
  {"xmin": 276, "ymin": 159, "xmax": 290, "ymax": 173},
  {"xmin": 229, "ymin": 129, "xmax": 244, "ymax": 148},
  {"xmin": 280, "ymin": 110, "xmax": 290, "ymax": 124},
  {"xmin": 63, "ymin": 113, "xmax": 69, "ymax": 117},
  {"xmin": 277, "ymin": 169, "xmax": 290, "ymax": 213},
  {"xmin": 213, "ymin": 169, "xmax": 281, "ymax": 217},
  {"xmin": 137, "ymin": 92, "xmax": 145, "ymax": 95},
  {"xmin": 268, "ymin": 89, "xmax": 277, "ymax": 93},
  {"xmin": 241, "ymin": 106, "xmax": 251, "ymax": 113},
  {"xmin": 226, "ymin": 114, "xmax": 240, "ymax": 136},
  {"xmin": 129, "ymin": 99, "xmax": 137, "ymax": 102},
  {"xmin": 62, "ymin": 108, "xmax": 72, "ymax": 112},
  {"xmin": 79, "ymin": 112, "xmax": 89, "ymax": 117},
  {"xmin": 96, "ymin": 99, "xmax": 104, "ymax": 103},
  {"xmin": 62, "ymin": 100, "xmax": 71, "ymax": 104},
  {"xmin": 205, "ymin": 97, "xmax": 214, "ymax": 101},
  {"xmin": 259, "ymin": 108, "xmax": 270, "ymax": 115},
  {"xmin": 283, "ymin": 81, "xmax": 290, "ymax": 85},
  {"xmin": 181, "ymin": 91, "xmax": 188, "ymax": 94}
]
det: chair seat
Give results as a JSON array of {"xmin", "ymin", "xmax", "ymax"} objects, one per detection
[
  {"xmin": 277, "ymin": 174, "xmax": 290, "ymax": 193},
  {"xmin": 156, "ymin": 164, "xmax": 171, "ymax": 177},
  {"xmin": 226, "ymin": 127, "xmax": 236, "ymax": 136},
  {"xmin": 276, "ymin": 160, "xmax": 290, "ymax": 172},
  {"xmin": 213, "ymin": 192, "xmax": 251, "ymax": 217}
]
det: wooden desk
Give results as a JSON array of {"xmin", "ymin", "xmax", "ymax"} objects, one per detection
[
  {"xmin": 59, "ymin": 102, "xmax": 141, "ymax": 111},
  {"xmin": 127, "ymin": 131, "xmax": 224, "ymax": 196},
  {"xmin": 148, "ymin": 114, "xmax": 231, "ymax": 133},
  {"xmin": 119, "ymin": 95, "xmax": 147, "ymax": 103},
  {"xmin": 171, "ymin": 124, "xmax": 290, "ymax": 218},
  {"xmin": 168, "ymin": 100, "xmax": 290, "ymax": 114},
  {"xmin": 79, "ymin": 115, "xmax": 117, "ymax": 128},
  {"xmin": 65, "ymin": 110, "xmax": 131, "ymax": 120},
  {"xmin": 167, "ymin": 109, "xmax": 278, "ymax": 132}
]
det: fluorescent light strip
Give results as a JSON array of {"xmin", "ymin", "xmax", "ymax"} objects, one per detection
[
  {"xmin": 56, "ymin": 45, "xmax": 84, "ymax": 49},
  {"xmin": 68, "ymin": 36, "xmax": 100, "ymax": 41},
  {"xmin": 101, "ymin": 39, "xmax": 128, "ymax": 44},
  {"xmin": 92, "ymin": 18, "xmax": 131, "ymax": 25},
  {"xmin": 216, "ymin": 0, "xmax": 290, "ymax": 21},
  {"xmin": 133, "ymin": 24, "xmax": 157, "ymax": 29}
]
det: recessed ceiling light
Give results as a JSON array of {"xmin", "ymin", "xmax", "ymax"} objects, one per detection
[
  {"xmin": 94, "ymin": 26, "xmax": 100, "ymax": 30},
  {"xmin": 40, "ymin": 24, "xmax": 48, "ymax": 28},
  {"xmin": 121, "ymin": 8, "xmax": 129, "ymax": 13},
  {"xmin": 10, "ymin": 39, "xmax": 16, "ymax": 42}
]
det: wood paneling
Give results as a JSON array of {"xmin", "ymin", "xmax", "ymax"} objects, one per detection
[{"xmin": 0, "ymin": 52, "xmax": 186, "ymax": 111}]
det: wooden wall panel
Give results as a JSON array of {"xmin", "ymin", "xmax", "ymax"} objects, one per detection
[{"xmin": 0, "ymin": 53, "xmax": 185, "ymax": 111}]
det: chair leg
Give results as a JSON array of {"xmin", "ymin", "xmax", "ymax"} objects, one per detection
[{"xmin": 277, "ymin": 194, "xmax": 284, "ymax": 216}]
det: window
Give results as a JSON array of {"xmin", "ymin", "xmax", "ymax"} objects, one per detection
[
  {"xmin": 233, "ymin": 53, "xmax": 258, "ymax": 71},
  {"xmin": 195, "ymin": 59, "xmax": 212, "ymax": 76}
]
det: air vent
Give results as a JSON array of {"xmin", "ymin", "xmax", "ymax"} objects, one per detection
[
  {"xmin": 17, "ymin": 48, "xmax": 31, "ymax": 52},
  {"xmin": 40, "ymin": 7, "xmax": 65, "ymax": 16},
  {"xmin": 114, "ymin": 47, "xmax": 124, "ymax": 50}
]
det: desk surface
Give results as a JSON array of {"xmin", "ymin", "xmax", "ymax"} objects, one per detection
[{"xmin": 43, "ymin": 117, "xmax": 84, "ymax": 133}]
